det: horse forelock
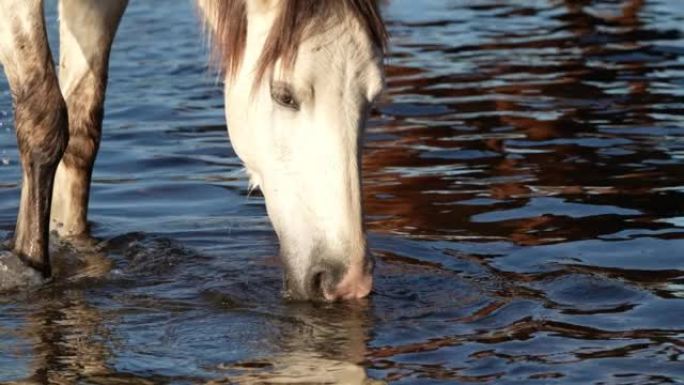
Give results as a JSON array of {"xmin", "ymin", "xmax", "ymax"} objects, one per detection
[
  {"xmin": 198, "ymin": 0, "xmax": 247, "ymax": 78},
  {"xmin": 199, "ymin": 0, "xmax": 387, "ymax": 86}
]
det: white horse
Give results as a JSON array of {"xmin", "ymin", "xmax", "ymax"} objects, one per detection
[{"xmin": 0, "ymin": 0, "xmax": 387, "ymax": 301}]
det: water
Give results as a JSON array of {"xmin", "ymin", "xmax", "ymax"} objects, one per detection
[{"xmin": 1, "ymin": 0, "xmax": 683, "ymax": 383}]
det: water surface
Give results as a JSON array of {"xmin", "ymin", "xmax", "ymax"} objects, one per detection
[{"xmin": 1, "ymin": 0, "xmax": 683, "ymax": 383}]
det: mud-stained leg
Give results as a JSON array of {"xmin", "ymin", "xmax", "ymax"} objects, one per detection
[
  {"xmin": 0, "ymin": 0, "xmax": 69, "ymax": 285},
  {"xmin": 50, "ymin": 0, "xmax": 128, "ymax": 237}
]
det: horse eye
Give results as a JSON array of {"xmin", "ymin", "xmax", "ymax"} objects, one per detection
[{"xmin": 270, "ymin": 82, "xmax": 300, "ymax": 111}]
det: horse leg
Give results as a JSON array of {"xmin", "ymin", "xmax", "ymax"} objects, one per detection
[
  {"xmin": 0, "ymin": 0, "xmax": 68, "ymax": 279},
  {"xmin": 50, "ymin": 0, "xmax": 128, "ymax": 237}
]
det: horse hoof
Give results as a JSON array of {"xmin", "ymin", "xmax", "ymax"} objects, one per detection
[{"xmin": 0, "ymin": 251, "xmax": 46, "ymax": 292}]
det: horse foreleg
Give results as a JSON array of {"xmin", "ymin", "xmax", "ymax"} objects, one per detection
[
  {"xmin": 0, "ymin": 0, "xmax": 68, "ymax": 277},
  {"xmin": 50, "ymin": 0, "xmax": 128, "ymax": 237}
]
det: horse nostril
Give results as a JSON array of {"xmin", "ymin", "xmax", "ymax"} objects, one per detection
[
  {"xmin": 310, "ymin": 271, "xmax": 325, "ymax": 296},
  {"xmin": 306, "ymin": 261, "xmax": 345, "ymax": 300}
]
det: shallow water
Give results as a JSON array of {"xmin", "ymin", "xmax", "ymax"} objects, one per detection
[{"xmin": 1, "ymin": 0, "xmax": 683, "ymax": 383}]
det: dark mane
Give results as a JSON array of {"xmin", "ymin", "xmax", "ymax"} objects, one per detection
[{"xmin": 201, "ymin": 0, "xmax": 388, "ymax": 85}]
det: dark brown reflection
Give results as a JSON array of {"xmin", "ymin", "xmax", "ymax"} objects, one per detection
[
  {"xmin": 6, "ymin": 245, "xmax": 186, "ymax": 385},
  {"xmin": 360, "ymin": 2, "xmax": 684, "ymax": 381},
  {"xmin": 17, "ymin": 297, "xmax": 110, "ymax": 384},
  {"xmin": 11, "ymin": 297, "xmax": 165, "ymax": 385},
  {"xmin": 364, "ymin": 0, "xmax": 684, "ymax": 245}
]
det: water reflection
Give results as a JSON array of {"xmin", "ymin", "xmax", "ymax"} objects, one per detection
[
  {"xmin": 4, "ymin": 242, "xmax": 379, "ymax": 384},
  {"xmin": 19, "ymin": 297, "xmax": 112, "ymax": 384},
  {"xmin": 366, "ymin": 0, "xmax": 683, "ymax": 244},
  {"xmin": 212, "ymin": 302, "xmax": 377, "ymax": 384},
  {"xmin": 3, "ymin": 299, "xmax": 109, "ymax": 384},
  {"xmin": 362, "ymin": 0, "xmax": 684, "ymax": 382},
  {"xmin": 25, "ymin": 305, "xmax": 374, "ymax": 384},
  {"xmin": 3, "ymin": 243, "xmax": 175, "ymax": 384}
]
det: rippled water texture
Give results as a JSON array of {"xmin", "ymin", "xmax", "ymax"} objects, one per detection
[{"xmin": 1, "ymin": 0, "xmax": 684, "ymax": 383}]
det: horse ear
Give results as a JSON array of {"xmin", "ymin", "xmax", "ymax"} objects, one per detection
[{"xmin": 346, "ymin": 0, "xmax": 389, "ymax": 52}]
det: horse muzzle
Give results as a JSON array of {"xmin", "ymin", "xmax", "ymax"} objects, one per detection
[{"xmin": 288, "ymin": 253, "xmax": 374, "ymax": 301}]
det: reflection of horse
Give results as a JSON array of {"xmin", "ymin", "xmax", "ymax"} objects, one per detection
[
  {"xmin": 6, "ymin": 247, "xmax": 376, "ymax": 383},
  {"xmin": 0, "ymin": 0, "xmax": 387, "ymax": 301},
  {"xmin": 220, "ymin": 302, "xmax": 377, "ymax": 384}
]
